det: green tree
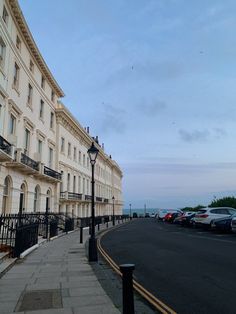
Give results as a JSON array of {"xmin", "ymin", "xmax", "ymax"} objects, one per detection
[{"xmin": 208, "ymin": 196, "xmax": 236, "ymax": 209}]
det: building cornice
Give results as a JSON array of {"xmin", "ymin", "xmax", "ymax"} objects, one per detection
[{"xmin": 7, "ymin": 0, "xmax": 64, "ymax": 98}]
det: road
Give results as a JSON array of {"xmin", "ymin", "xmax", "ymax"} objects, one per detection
[{"xmin": 100, "ymin": 218, "xmax": 236, "ymax": 314}]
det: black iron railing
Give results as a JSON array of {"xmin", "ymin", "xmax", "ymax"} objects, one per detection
[
  {"xmin": 96, "ymin": 197, "xmax": 103, "ymax": 202},
  {"xmin": 85, "ymin": 195, "xmax": 92, "ymax": 200},
  {"xmin": 21, "ymin": 153, "xmax": 39, "ymax": 171},
  {"xmin": 44, "ymin": 166, "xmax": 61, "ymax": 180},
  {"xmin": 60, "ymin": 192, "xmax": 66, "ymax": 199},
  {"xmin": 104, "ymin": 198, "xmax": 109, "ymax": 203},
  {"xmin": 68, "ymin": 192, "xmax": 82, "ymax": 200},
  {"xmin": 14, "ymin": 223, "xmax": 39, "ymax": 257},
  {"xmin": 0, "ymin": 135, "xmax": 12, "ymax": 155}
]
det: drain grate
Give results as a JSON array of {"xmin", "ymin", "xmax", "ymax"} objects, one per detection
[{"xmin": 15, "ymin": 289, "xmax": 62, "ymax": 312}]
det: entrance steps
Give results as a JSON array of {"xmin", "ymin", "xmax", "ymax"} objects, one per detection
[{"xmin": 0, "ymin": 251, "xmax": 16, "ymax": 278}]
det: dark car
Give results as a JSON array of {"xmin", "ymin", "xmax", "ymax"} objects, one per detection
[
  {"xmin": 132, "ymin": 212, "xmax": 138, "ymax": 218},
  {"xmin": 145, "ymin": 213, "xmax": 150, "ymax": 218},
  {"xmin": 211, "ymin": 214, "xmax": 236, "ymax": 232},
  {"xmin": 164, "ymin": 212, "xmax": 182, "ymax": 223},
  {"xmin": 181, "ymin": 213, "xmax": 196, "ymax": 227}
]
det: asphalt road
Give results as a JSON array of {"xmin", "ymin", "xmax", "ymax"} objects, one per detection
[{"xmin": 101, "ymin": 219, "xmax": 236, "ymax": 314}]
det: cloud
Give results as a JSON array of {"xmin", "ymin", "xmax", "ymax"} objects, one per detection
[
  {"xmin": 178, "ymin": 129, "xmax": 210, "ymax": 142},
  {"xmin": 99, "ymin": 104, "xmax": 126, "ymax": 134},
  {"xmin": 122, "ymin": 161, "xmax": 236, "ymax": 176},
  {"xmin": 213, "ymin": 128, "xmax": 227, "ymax": 139},
  {"xmin": 137, "ymin": 99, "xmax": 167, "ymax": 117}
]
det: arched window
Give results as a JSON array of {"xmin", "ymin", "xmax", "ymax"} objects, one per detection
[
  {"xmin": 2, "ymin": 176, "xmax": 11, "ymax": 214},
  {"xmin": 33, "ymin": 185, "xmax": 40, "ymax": 212},
  {"xmin": 46, "ymin": 189, "xmax": 51, "ymax": 212},
  {"xmin": 20, "ymin": 183, "xmax": 27, "ymax": 213}
]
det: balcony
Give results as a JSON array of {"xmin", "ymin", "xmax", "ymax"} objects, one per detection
[
  {"xmin": 103, "ymin": 198, "xmax": 109, "ymax": 203},
  {"xmin": 44, "ymin": 166, "xmax": 61, "ymax": 182},
  {"xmin": 0, "ymin": 135, "xmax": 13, "ymax": 161},
  {"xmin": 85, "ymin": 195, "xmax": 92, "ymax": 201},
  {"xmin": 96, "ymin": 197, "xmax": 103, "ymax": 202},
  {"xmin": 6, "ymin": 149, "xmax": 39, "ymax": 175},
  {"xmin": 60, "ymin": 192, "xmax": 82, "ymax": 202},
  {"xmin": 21, "ymin": 152, "xmax": 39, "ymax": 171}
]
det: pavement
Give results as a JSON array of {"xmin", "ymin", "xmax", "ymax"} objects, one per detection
[{"xmin": 0, "ymin": 223, "xmax": 121, "ymax": 314}]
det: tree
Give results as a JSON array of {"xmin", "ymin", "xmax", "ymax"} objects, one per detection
[{"xmin": 208, "ymin": 196, "xmax": 236, "ymax": 209}]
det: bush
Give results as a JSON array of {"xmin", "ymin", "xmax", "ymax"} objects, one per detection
[{"xmin": 208, "ymin": 196, "xmax": 236, "ymax": 209}]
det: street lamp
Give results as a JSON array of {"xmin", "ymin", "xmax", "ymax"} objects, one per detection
[
  {"xmin": 112, "ymin": 196, "xmax": 115, "ymax": 226},
  {"xmin": 87, "ymin": 142, "xmax": 99, "ymax": 262},
  {"xmin": 129, "ymin": 203, "xmax": 132, "ymax": 220}
]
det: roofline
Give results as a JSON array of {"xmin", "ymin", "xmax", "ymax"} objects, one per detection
[{"xmin": 8, "ymin": 0, "xmax": 65, "ymax": 97}]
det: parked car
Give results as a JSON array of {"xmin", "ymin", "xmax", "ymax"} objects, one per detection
[
  {"xmin": 231, "ymin": 216, "xmax": 236, "ymax": 233},
  {"xmin": 145, "ymin": 213, "xmax": 150, "ymax": 218},
  {"xmin": 173, "ymin": 211, "xmax": 192, "ymax": 225},
  {"xmin": 157, "ymin": 209, "xmax": 182, "ymax": 220},
  {"xmin": 150, "ymin": 213, "xmax": 156, "ymax": 218},
  {"xmin": 132, "ymin": 212, "xmax": 138, "ymax": 218},
  {"xmin": 191, "ymin": 207, "xmax": 236, "ymax": 227},
  {"xmin": 164, "ymin": 211, "xmax": 182, "ymax": 223},
  {"xmin": 181, "ymin": 212, "xmax": 196, "ymax": 226},
  {"xmin": 211, "ymin": 214, "xmax": 236, "ymax": 232}
]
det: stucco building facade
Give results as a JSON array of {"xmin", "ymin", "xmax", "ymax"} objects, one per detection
[{"xmin": 0, "ymin": 0, "xmax": 123, "ymax": 217}]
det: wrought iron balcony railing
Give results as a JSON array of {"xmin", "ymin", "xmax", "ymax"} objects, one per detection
[
  {"xmin": 44, "ymin": 166, "xmax": 61, "ymax": 180},
  {"xmin": 103, "ymin": 198, "xmax": 109, "ymax": 203},
  {"xmin": 0, "ymin": 135, "xmax": 12, "ymax": 155},
  {"xmin": 68, "ymin": 192, "xmax": 82, "ymax": 200},
  {"xmin": 21, "ymin": 153, "xmax": 39, "ymax": 171},
  {"xmin": 85, "ymin": 195, "xmax": 92, "ymax": 200},
  {"xmin": 96, "ymin": 197, "xmax": 103, "ymax": 202}
]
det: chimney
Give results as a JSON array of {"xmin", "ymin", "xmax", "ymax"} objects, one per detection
[
  {"xmin": 102, "ymin": 143, "xmax": 104, "ymax": 150},
  {"xmin": 95, "ymin": 136, "xmax": 99, "ymax": 144},
  {"xmin": 87, "ymin": 127, "xmax": 89, "ymax": 134}
]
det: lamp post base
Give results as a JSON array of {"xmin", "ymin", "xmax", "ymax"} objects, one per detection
[{"xmin": 88, "ymin": 237, "xmax": 98, "ymax": 262}]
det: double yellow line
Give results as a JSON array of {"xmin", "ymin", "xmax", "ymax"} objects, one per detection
[{"xmin": 97, "ymin": 228, "xmax": 177, "ymax": 314}]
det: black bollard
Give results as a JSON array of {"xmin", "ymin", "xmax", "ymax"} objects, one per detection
[
  {"xmin": 119, "ymin": 264, "xmax": 135, "ymax": 314},
  {"xmin": 80, "ymin": 226, "xmax": 83, "ymax": 243}
]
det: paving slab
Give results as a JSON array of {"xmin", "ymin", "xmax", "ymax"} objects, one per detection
[{"xmin": 0, "ymin": 228, "xmax": 120, "ymax": 314}]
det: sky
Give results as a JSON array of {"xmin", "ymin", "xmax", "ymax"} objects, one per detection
[{"xmin": 19, "ymin": 0, "xmax": 236, "ymax": 209}]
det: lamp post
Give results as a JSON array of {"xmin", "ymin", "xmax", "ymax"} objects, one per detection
[
  {"xmin": 112, "ymin": 196, "xmax": 115, "ymax": 226},
  {"xmin": 129, "ymin": 203, "xmax": 132, "ymax": 220},
  {"xmin": 87, "ymin": 142, "xmax": 99, "ymax": 262}
]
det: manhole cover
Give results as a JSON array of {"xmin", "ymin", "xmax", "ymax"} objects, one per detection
[{"xmin": 15, "ymin": 289, "xmax": 62, "ymax": 312}]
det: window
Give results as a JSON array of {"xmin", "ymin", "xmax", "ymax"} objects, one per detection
[
  {"xmin": 48, "ymin": 147, "xmax": 53, "ymax": 168},
  {"xmin": 61, "ymin": 137, "xmax": 65, "ymax": 152},
  {"xmin": 2, "ymin": 6, "xmax": 8, "ymax": 25},
  {"xmin": 29, "ymin": 60, "xmax": 34, "ymax": 72},
  {"xmin": 0, "ymin": 38, "xmax": 6, "ymax": 68},
  {"xmin": 41, "ymin": 76, "xmax": 45, "ymax": 89},
  {"xmin": 24, "ymin": 128, "xmax": 30, "ymax": 155},
  {"xmin": 87, "ymin": 157, "xmax": 89, "ymax": 168},
  {"xmin": 27, "ymin": 83, "xmax": 33, "ymax": 106},
  {"xmin": 39, "ymin": 100, "xmax": 44, "ymax": 119},
  {"xmin": 73, "ymin": 147, "xmax": 77, "ymax": 161},
  {"xmin": 16, "ymin": 35, "xmax": 21, "ymax": 50},
  {"xmin": 9, "ymin": 114, "xmax": 16, "ymax": 135},
  {"xmin": 33, "ymin": 186, "xmax": 40, "ymax": 212},
  {"xmin": 83, "ymin": 154, "xmax": 85, "ymax": 166},
  {"xmin": 73, "ymin": 176, "xmax": 76, "ymax": 193},
  {"xmin": 13, "ymin": 62, "xmax": 20, "ymax": 89},
  {"xmin": 67, "ymin": 173, "xmax": 70, "ymax": 191},
  {"xmin": 68, "ymin": 142, "xmax": 71, "ymax": 157},
  {"xmin": 38, "ymin": 139, "xmax": 42, "ymax": 156},
  {"xmin": 79, "ymin": 151, "xmax": 81, "ymax": 163},
  {"xmin": 51, "ymin": 90, "xmax": 55, "ymax": 102},
  {"xmin": 50, "ymin": 112, "xmax": 54, "ymax": 129}
]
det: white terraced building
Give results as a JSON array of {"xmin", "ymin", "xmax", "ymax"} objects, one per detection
[{"xmin": 0, "ymin": 0, "xmax": 123, "ymax": 217}]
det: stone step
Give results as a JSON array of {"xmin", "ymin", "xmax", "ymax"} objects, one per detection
[
  {"xmin": 0, "ymin": 251, "xmax": 9, "ymax": 262},
  {"xmin": 0, "ymin": 258, "xmax": 16, "ymax": 278}
]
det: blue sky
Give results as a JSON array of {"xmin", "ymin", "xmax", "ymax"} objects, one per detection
[{"xmin": 19, "ymin": 0, "xmax": 236, "ymax": 209}]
